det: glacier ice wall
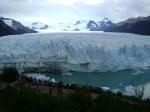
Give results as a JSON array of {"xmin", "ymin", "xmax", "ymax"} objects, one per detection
[{"xmin": 0, "ymin": 32, "xmax": 150, "ymax": 72}]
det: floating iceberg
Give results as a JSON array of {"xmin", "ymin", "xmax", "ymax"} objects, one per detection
[
  {"xmin": 124, "ymin": 85, "xmax": 135, "ymax": 96},
  {"xmin": 0, "ymin": 32, "xmax": 150, "ymax": 72},
  {"xmin": 102, "ymin": 87, "xmax": 110, "ymax": 91},
  {"xmin": 22, "ymin": 73, "xmax": 50, "ymax": 80}
]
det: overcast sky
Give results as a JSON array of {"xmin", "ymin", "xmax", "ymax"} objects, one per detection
[{"xmin": 1, "ymin": 0, "xmax": 150, "ymax": 24}]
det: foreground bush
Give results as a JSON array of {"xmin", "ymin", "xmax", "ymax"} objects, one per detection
[
  {"xmin": 0, "ymin": 86, "xmax": 150, "ymax": 112},
  {"xmin": 0, "ymin": 67, "xmax": 19, "ymax": 83}
]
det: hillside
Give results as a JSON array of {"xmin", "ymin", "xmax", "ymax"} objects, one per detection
[
  {"xmin": 0, "ymin": 19, "xmax": 16, "ymax": 36},
  {"xmin": 105, "ymin": 16, "xmax": 150, "ymax": 35},
  {"xmin": 0, "ymin": 17, "xmax": 37, "ymax": 37}
]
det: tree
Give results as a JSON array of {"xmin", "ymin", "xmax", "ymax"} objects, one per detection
[
  {"xmin": 135, "ymin": 87, "xmax": 144, "ymax": 100},
  {"xmin": 0, "ymin": 66, "xmax": 19, "ymax": 83}
]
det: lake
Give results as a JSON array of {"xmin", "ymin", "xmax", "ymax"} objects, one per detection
[{"xmin": 44, "ymin": 67, "xmax": 150, "ymax": 98}]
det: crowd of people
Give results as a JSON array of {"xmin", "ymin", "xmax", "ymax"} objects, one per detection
[{"xmin": 20, "ymin": 75, "xmax": 111, "ymax": 96}]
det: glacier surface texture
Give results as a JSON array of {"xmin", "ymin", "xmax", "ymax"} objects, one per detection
[{"xmin": 0, "ymin": 32, "xmax": 150, "ymax": 72}]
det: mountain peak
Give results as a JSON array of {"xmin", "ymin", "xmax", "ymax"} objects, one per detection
[{"xmin": 101, "ymin": 17, "xmax": 110, "ymax": 23}]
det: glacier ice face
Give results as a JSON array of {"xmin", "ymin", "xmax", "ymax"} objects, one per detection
[{"xmin": 0, "ymin": 32, "xmax": 150, "ymax": 72}]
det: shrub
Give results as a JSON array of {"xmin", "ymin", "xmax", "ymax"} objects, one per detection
[
  {"xmin": 66, "ymin": 87, "xmax": 93, "ymax": 112},
  {"xmin": 135, "ymin": 87, "xmax": 144, "ymax": 100},
  {"xmin": 0, "ymin": 67, "xmax": 19, "ymax": 83}
]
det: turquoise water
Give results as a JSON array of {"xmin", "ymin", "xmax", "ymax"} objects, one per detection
[{"xmin": 45, "ymin": 67, "xmax": 150, "ymax": 98}]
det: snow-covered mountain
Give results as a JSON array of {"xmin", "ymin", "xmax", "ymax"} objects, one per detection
[
  {"xmin": 0, "ymin": 17, "xmax": 36, "ymax": 36},
  {"xmin": 98, "ymin": 17, "xmax": 114, "ymax": 30},
  {"xmin": 29, "ymin": 18, "xmax": 113, "ymax": 32},
  {"xmin": 29, "ymin": 21, "xmax": 89, "ymax": 32},
  {"xmin": 87, "ymin": 17, "xmax": 113, "ymax": 31},
  {"xmin": 0, "ymin": 32, "xmax": 150, "ymax": 72},
  {"xmin": 31, "ymin": 22, "xmax": 49, "ymax": 30},
  {"xmin": 0, "ymin": 19, "xmax": 16, "ymax": 36}
]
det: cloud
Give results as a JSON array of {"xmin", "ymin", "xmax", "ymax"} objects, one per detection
[
  {"xmin": 72, "ymin": 0, "xmax": 150, "ymax": 22},
  {"xmin": 49, "ymin": 0, "xmax": 105, "ymax": 6},
  {"xmin": 0, "ymin": 0, "xmax": 150, "ymax": 23}
]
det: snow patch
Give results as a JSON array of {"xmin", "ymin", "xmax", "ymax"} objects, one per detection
[{"xmin": 3, "ymin": 19, "xmax": 13, "ymax": 27}]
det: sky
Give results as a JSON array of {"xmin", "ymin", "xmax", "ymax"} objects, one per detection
[{"xmin": 0, "ymin": 0, "xmax": 150, "ymax": 24}]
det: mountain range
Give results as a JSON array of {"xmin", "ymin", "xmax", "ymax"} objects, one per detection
[
  {"xmin": 0, "ymin": 17, "xmax": 36, "ymax": 37},
  {"xmin": 30, "ymin": 16, "xmax": 150, "ymax": 35},
  {"xmin": 1, "ymin": 16, "xmax": 150, "ymax": 36},
  {"xmin": 29, "ymin": 17, "xmax": 113, "ymax": 32}
]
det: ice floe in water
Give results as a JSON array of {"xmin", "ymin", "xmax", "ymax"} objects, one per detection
[
  {"xmin": 132, "ymin": 70, "xmax": 144, "ymax": 75},
  {"xmin": 124, "ymin": 85, "xmax": 135, "ymax": 96},
  {"xmin": 102, "ymin": 87, "xmax": 110, "ymax": 91},
  {"xmin": 118, "ymin": 83, "xmax": 123, "ymax": 86},
  {"xmin": 141, "ymin": 67, "xmax": 149, "ymax": 70},
  {"xmin": 22, "ymin": 73, "xmax": 58, "ymax": 82},
  {"xmin": 62, "ymin": 72, "xmax": 72, "ymax": 76},
  {"xmin": 112, "ymin": 89, "xmax": 120, "ymax": 93},
  {"xmin": 51, "ymin": 78, "xmax": 56, "ymax": 82},
  {"xmin": 132, "ymin": 68, "xmax": 145, "ymax": 75},
  {"xmin": 22, "ymin": 73, "xmax": 50, "ymax": 80}
]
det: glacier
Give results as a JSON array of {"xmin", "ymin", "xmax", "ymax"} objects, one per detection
[{"xmin": 0, "ymin": 32, "xmax": 150, "ymax": 72}]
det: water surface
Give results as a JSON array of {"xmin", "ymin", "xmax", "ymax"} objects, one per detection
[{"xmin": 45, "ymin": 67, "xmax": 150, "ymax": 98}]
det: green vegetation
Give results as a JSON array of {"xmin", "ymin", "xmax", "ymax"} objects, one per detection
[
  {"xmin": 0, "ymin": 85, "xmax": 150, "ymax": 112},
  {"xmin": 0, "ymin": 66, "xmax": 19, "ymax": 83},
  {"xmin": 135, "ymin": 87, "xmax": 145, "ymax": 100}
]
